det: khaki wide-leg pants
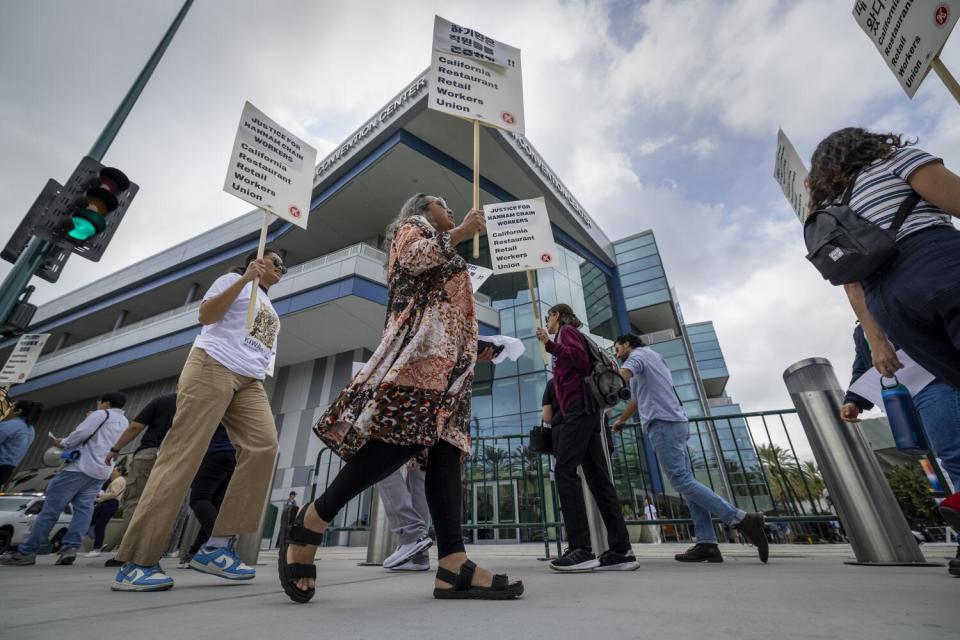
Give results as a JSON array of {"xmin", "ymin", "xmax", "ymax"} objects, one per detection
[{"xmin": 116, "ymin": 348, "xmax": 278, "ymax": 566}]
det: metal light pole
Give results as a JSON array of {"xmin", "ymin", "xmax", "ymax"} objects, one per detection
[{"xmin": 0, "ymin": 0, "xmax": 194, "ymax": 328}]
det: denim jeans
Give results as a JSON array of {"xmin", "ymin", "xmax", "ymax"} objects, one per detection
[
  {"xmin": 19, "ymin": 469, "xmax": 103, "ymax": 554},
  {"xmin": 914, "ymin": 381, "xmax": 960, "ymax": 490},
  {"xmin": 647, "ymin": 420, "xmax": 746, "ymax": 544}
]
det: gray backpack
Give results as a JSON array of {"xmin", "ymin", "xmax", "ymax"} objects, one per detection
[{"xmin": 803, "ymin": 173, "xmax": 919, "ymax": 285}]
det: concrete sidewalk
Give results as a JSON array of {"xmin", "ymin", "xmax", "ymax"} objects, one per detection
[{"xmin": 1, "ymin": 543, "xmax": 955, "ymax": 640}]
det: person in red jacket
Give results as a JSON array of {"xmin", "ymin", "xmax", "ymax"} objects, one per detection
[{"xmin": 535, "ymin": 303, "xmax": 637, "ymax": 572}]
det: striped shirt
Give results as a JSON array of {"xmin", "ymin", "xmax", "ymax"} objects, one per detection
[{"xmin": 849, "ymin": 147, "xmax": 951, "ymax": 241}]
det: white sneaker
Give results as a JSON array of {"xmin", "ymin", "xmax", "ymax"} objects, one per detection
[
  {"xmin": 84, "ymin": 550, "xmax": 102, "ymax": 558},
  {"xmin": 382, "ymin": 536, "xmax": 433, "ymax": 568},
  {"xmin": 389, "ymin": 557, "xmax": 430, "ymax": 571}
]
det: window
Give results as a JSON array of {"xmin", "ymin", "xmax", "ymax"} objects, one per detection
[
  {"xmin": 614, "ymin": 234, "xmax": 656, "ymax": 254},
  {"xmin": 616, "ymin": 243, "xmax": 659, "ymax": 264},
  {"xmin": 622, "ymin": 277, "xmax": 667, "ymax": 299}
]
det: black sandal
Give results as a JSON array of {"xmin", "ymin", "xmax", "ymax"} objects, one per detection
[
  {"xmin": 433, "ymin": 559, "xmax": 524, "ymax": 600},
  {"xmin": 278, "ymin": 506, "xmax": 323, "ymax": 604}
]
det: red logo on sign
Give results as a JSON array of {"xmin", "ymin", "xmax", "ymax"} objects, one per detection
[
  {"xmin": 935, "ymin": 3, "xmax": 950, "ymax": 26},
  {"xmin": 501, "ymin": 111, "xmax": 516, "ymax": 125},
  {"xmin": 289, "ymin": 205, "xmax": 301, "ymax": 218},
  {"xmin": 540, "ymin": 253, "xmax": 553, "ymax": 264}
]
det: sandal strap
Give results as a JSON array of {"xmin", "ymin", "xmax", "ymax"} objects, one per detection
[
  {"xmin": 435, "ymin": 566, "xmax": 459, "ymax": 586},
  {"xmin": 288, "ymin": 506, "xmax": 325, "ymax": 545},
  {"xmin": 455, "ymin": 559, "xmax": 477, "ymax": 591},
  {"xmin": 286, "ymin": 563, "xmax": 316, "ymax": 579},
  {"xmin": 491, "ymin": 574, "xmax": 508, "ymax": 591}
]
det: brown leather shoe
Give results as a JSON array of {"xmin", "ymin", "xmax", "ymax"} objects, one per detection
[{"xmin": 735, "ymin": 513, "xmax": 769, "ymax": 563}]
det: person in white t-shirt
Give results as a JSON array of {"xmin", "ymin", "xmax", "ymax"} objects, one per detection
[
  {"xmin": 1, "ymin": 391, "xmax": 128, "ymax": 567},
  {"xmin": 111, "ymin": 248, "xmax": 285, "ymax": 592}
]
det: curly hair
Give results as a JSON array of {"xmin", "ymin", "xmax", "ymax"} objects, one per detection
[
  {"xmin": 384, "ymin": 193, "xmax": 433, "ymax": 251},
  {"xmin": 808, "ymin": 128, "xmax": 916, "ymax": 211}
]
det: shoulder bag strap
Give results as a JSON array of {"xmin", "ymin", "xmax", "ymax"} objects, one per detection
[
  {"xmin": 889, "ymin": 191, "xmax": 922, "ymax": 233},
  {"xmin": 840, "ymin": 169, "xmax": 862, "ymax": 207},
  {"xmin": 79, "ymin": 409, "xmax": 111, "ymax": 448}
]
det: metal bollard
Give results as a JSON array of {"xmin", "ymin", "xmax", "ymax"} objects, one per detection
[
  {"xmin": 235, "ymin": 452, "xmax": 280, "ymax": 566},
  {"xmin": 359, "ymin": 485, "xmax": 398, "ymax": 566},
  {"xmin": 783, "ymin": 357, "xmax": 937, "ymax": 566}
]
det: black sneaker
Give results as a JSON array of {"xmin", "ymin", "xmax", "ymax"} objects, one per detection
[
  {"xmin": 549, "ymin": 547, "xmax": 597, "ymax": 572},
  {"xmin": 104, "ymin": 557, "xmax": 124, "ymax": 567},
  {"xmin": 949, "ymin": 547, "xmax": 960, "ymax": 578},
  {"xmin": 735, "ymin": 513, "xmax": 769, "ymax": 563},
  {"xmin": 675, "ymin": 543, "xmax": 723, "ymax": 563},
  {"xmin": 596, "ymin": 549, "xmax": 640, "ymax": 571}
]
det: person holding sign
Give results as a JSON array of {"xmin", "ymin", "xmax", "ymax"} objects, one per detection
[
  {"xmin": 279, "ymin": 194, "xmax": 524, "ymax": 603},
  {"xmin": 110, "ymin": 249, "xmax": 285, "ymax": 593},
  {"xmin": 535, "ymin": 304, "xmax": 638, "ymax": 572},
  {"xmin": 807, "ymin": 129, "xmax": 960, "ymax": 392}
]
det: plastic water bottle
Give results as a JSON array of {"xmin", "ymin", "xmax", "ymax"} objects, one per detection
[{"xmin": 881, "ymin": 377, "xmax": 928, "ymax": 455}]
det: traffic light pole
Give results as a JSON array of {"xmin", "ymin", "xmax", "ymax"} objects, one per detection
[{"xmin": 0, "ymin": 0, "xmax": 193, "ymax": 332}]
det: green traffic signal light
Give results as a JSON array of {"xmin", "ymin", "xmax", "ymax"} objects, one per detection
[{"xmin": 66, "ymin": 210, "xmax": 106, "ymax": 241}]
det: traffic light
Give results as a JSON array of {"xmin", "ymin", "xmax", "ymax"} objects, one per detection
[
  {"xmin": 2, "ymin": 179, "xmax": 71, "ymax": 282},
  {"xmin": 32, "ymin": 156, "xmax": 139, "ymax": 261}
]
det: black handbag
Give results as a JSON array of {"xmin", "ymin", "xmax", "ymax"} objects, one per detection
[{"xmin": 528, "ymin": 424, "xmax": 553, "ymax": 454}]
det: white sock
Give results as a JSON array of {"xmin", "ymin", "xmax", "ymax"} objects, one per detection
[{"xmin": 204, "ymin": 536, "xmax": 232, "ymax": 549}]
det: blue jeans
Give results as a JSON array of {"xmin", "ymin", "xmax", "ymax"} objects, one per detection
[
  {"xmin": 19, "ymin": 470, "xmax": 102, "ymax": 555},
  {"xmin": 914, "ymin": 381, "xmax": 960, "ymax": 490},
  {"xmin": 647, "ymin": 420, "xmax": 746, "ymax": 544}
]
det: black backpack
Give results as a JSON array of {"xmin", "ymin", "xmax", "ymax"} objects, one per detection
[
  {"xmin": 803, "ymin": 173, "xmax": 920, "ymax": 285},
  {"xmin": 578, "ymin": 332, "xmax": 631, "ymax": 413}
]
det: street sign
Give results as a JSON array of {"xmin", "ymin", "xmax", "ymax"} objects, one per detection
[
  {"xmin": 223, "ymin": 102, "xmax": 318, "ymax": 229},
  {"xmin": 774, "ymin": 129, "xmax": 811, "ymax": 222},
  {"xmin": 0, "ymin": 333, "xmax": 49, "ymax": 384},
  {"xmin": 853, "ymin": 0, "xmax": 959, "ymax": 97},
  {"xmin": 484, "ymin": 197, "xmax": 557, "ymax": 274},
  {"xmin": 428, "ymin": 16, "xmax": 525, "ymax": 134}
]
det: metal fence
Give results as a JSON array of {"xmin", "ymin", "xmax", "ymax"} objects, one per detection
[{"xmin": 308, "ymin": 408, "xmax": 843, "ymax": 551}]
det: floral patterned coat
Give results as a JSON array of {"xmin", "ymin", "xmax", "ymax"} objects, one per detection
[{"xmin": 313, "ymin": 216, "xmax": 477, "ymax": 460}]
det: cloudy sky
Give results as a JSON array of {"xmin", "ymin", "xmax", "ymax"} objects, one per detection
[{"xmin": 1, "ymin": 0, "xmax": 958, "ymax": 413}]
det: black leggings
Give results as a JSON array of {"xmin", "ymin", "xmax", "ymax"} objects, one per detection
[
  {"xmin": 188, "ymin": 450, "xmax": 236, "ymax": 555},
  {"xmin": 313, "ymin": 439, "xmax": 465, "ymax": 558}
]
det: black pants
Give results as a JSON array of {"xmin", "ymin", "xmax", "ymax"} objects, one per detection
[
  {"xmin": 0, "ymin": 465, "xmax": 14, "ymax": 488},
  {"xmin": 313, "ymin": 439, "xmax": 465, "ymax": 558},
  {"xmin": 864, "ymin": 226, "xmax": 960, "ymax": 390},
  {"xmin": 90, "ymin": 499, "xmax": 119, "ymax": 548},
  {"xmin": 188, "ymin": 450, "xmax": 236, "ymax": 555},
  {"xmin": 553, "ymin": 400, "xmax": 630, "ymax": 553}
]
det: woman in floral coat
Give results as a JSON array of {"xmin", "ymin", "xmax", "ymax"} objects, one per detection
[{"xmin": 278, "ymin": 193, "xmax": 524, "ymax": 603}]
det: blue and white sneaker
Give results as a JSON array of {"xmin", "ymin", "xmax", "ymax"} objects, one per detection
[
  {"xmin": 189, "ymin": 545, "xmax": 256, "ymax": 580},
  {"xmin": 111, "ymin": 562, "xmax": 175, "ymax": 592}
]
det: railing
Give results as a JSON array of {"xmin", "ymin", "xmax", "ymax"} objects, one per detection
[{"xmin": 307, "ymin": 408, "xmax": 843, "ymax": 550}]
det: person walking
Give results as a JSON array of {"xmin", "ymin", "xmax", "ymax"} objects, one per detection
[
  {"xmin": 85, "ymin": 464, "xmax": 127, "ymax": 558},
  {"xmin": 0, "ymin": 399, "xmax": 43, "ymax": 488},
  {"xmin": 379, "ymin": 460, "xmax": 432, "ymax": 571},
  {"xmin": 611, "ymin": 334, "xmax": 768, "ymax": 563},
  {"xmin": 102, "ymin": 392, "xmax": 177, "ymax": 567},
  {"xmin": 0, "ymin": 392, "xmax": 128, "ymax": 566},
  {"xmin": 180, "ymin": 425, "xmax": 236, "ymax": 567},
  {"xmin": 840, "ymin": 322, "xmax": 960, "ymax": 490},
  {"xmin": 110, "ymin": 249, "xmax": 285, "ymax": 592},
  {"xmin": 806, "ymin": 129, "xmax": 960, "ymax": 390},
  {"xmin": 278, "ymin": 193, "xmax": 522, "ymax": 603},
  {"xmin": 534, "ymin": 304, "xmax": 638, "ymax": 573}
]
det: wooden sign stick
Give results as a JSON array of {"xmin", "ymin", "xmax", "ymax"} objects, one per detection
[
  {"xmin": 246, "ymin": 211, "xmax": 269, "ymax": 331},
  {"xmin": 932, "ymin": 57, "xmax": 960, "ymax": 106},
  {"xmin": 526, "ymin": 269, "xmax": 549, "ymax": 365},
  {"xmin": 472, "ymin": 119, "xmax": 481, "ymax": 258}
]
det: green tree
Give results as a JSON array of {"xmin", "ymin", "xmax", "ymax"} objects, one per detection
[{"xmin": 885, "ymin": 462, "xmax": 939, "ymax": 524}]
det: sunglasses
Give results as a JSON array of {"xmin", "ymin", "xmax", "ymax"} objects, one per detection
[{"xmin": 269, "ymin": 257, "xmax": 287, "ymax": 274}]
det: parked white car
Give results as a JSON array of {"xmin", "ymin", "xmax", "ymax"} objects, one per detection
[{"xmin": 0, "ymin": 494, "xmax": 73, "ymax": 553}]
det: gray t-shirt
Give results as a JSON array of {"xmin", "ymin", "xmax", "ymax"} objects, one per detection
[{"xmin": 621, "ymin": 347, "xmax": 687, "ymax": 431}]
